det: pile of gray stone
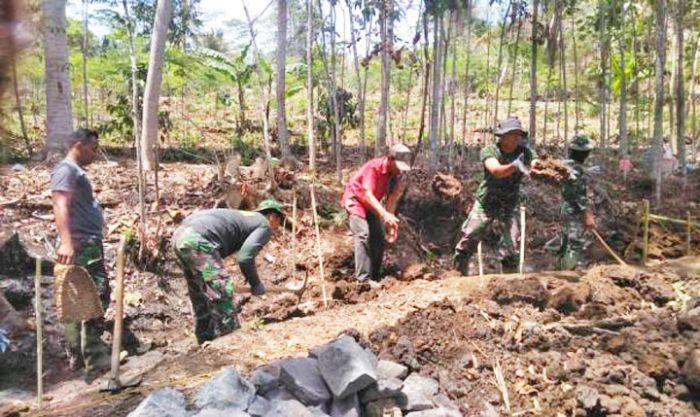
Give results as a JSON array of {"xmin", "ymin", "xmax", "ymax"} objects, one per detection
[{"xmin": 127, "ymin": 336, "xmax": 462, "ymax": 417}]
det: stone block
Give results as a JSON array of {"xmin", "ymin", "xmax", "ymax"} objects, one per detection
[
  {"xmin": 317, "ymin": 336, "xmax": 377, "ymax": 399},
  {"xmin": 127, "ymin": 388, "xmax": 187, "ymax": 417},
  {"xmin": 195, "ymin": 368, "xmax": 255, "ymax": 410},
  {"xmin": 280, "ymin": 358, "xmax": 332, "ymax": 406}
]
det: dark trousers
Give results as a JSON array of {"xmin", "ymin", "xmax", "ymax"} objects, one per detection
[{"xmin": 349, "ymin": 212, "xmax": 385, "ymax": 281}]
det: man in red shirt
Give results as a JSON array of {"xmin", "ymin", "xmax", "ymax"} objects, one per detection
[{"xmin": 342, "ymin": 144, "xmax": 412, "ymax": 283}]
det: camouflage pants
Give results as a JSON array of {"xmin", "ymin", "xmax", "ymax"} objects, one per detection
[
  {"xmin": 557, "ymin": 214, "xmax": 587, "ymax": 270},
  {"xmin": 173, "ymin": 226, "xmax": 240, "ymax": 344},
  {"xmin": 60, "ymin": 238, "xmax": 111, "ymax": 371},
  {"xmin": 454, "ymin": 201, "xmax": 520, "ymax": 274}
]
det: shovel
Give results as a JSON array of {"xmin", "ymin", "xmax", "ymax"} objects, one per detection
[
  {"xmin": 235, "ymin": 269, "xmax": 309, "ymax": 305},
  {"xmin": 102, "ymin": 236, "xmax": 141, "ymax": 392}
]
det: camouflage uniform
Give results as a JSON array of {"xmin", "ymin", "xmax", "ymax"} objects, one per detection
[
  {"xmin": 61, "ymin": 238, "xmax": 111, "ymax": 371},
  {"xmin": 172, "ymin": 226, "xmax": 240, "ymax": 344},
  {"xmin": 454, "ymin": 140, "xmax": 537, "ymax": 274},
  {"xmin": 557, "ymin": 163, "xmax": 589, "ymax": 270}
]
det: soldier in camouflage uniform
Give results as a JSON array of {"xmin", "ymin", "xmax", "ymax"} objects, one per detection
[
  {"xmin": 557, "ymin": 135, "xmax": 596, "ymax": 270},
  {"xmin": 172, "ymin": 200, "xmax": 284, "ymax": 344},
  {"xmin": 454, "ymin": 117, "xmax": 541, "ymax": 275}
]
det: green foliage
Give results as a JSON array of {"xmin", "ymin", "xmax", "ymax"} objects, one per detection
[{"xmin": 228, "ymin": 134, "xmax": 259, "ymax": 165}]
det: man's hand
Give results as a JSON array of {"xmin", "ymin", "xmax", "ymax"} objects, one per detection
[
  {"xmin": 584, "ymin": 212, "xmax": 596, "ymax": 230},
  {"xmin": 56, "ymin": 240, "xmax": 76, "ymax": 265},
  {"xmin": 385, "ymin": 223, "xmax": 398, "ymax": 243},
  {"xmin": 382, "ymin": 212, "xmax": 400, "ymax": 229},
  {"xmin": 511, "ymin": 153, "xmax": 529, "ymax": 175}
]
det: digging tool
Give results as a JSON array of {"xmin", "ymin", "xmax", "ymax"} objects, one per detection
[
  {"xmin": 35, "ymin": 257, "xmax": 43, "ymax": 409},
  {"xmin": 591, "ymin": 229, "xmax": 628, "ymax": 266},
  {"xmin": 235, "ymin": 269, "xmax": 309, "ymax": 304},
  {"xmin": 102, "ymin": 236, "xmax": 141, "ymax": 393}
]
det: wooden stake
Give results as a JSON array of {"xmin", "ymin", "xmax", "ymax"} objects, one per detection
[
  {"xmin": 688, "ymin": 211, "xmax": 692, "ymax": 256},
  {"xmin": 291, "ymin": 192, "xmax": 298, "ymax": 282},
  {"xmin": 310, "ymin": 183, "xmax": 329, "ymax": 308},
  {"xmin": 108, "ymin": 237, "xmax": 127, "ymax": 390},
  {"xmin": 35, "ymin": 257, "xmax": 43, "ymax": 409},
  {"xmin": 519, "ymin": 206, "xmax": 526, "ymax": 275},
  {"xmin": 477, "ymin": 241, "xmax": 484, "ymax": 278},
  {"xmin": 592, "ymin": 229, "xmax": 628, "ymax": 266},
  {"xmin": 642, "ymin": 199, "xmax": 650, "ymax": 265}
]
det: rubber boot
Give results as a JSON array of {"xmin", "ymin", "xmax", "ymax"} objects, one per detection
[{"xmin": 453, "ymin": 253, "xmax": 471, "ymax": 276}]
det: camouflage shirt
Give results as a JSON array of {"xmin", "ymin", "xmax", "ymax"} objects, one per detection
[{"xmin": 560, "ymin": 163, "xmax": 588, "ymax": 216}]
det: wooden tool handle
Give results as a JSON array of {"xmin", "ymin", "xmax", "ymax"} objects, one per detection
[{"xmin": 110, "ymin": 236, "xmax": 127, "ymax": 384}]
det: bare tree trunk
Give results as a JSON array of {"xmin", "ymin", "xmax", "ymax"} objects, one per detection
[
  {"xmin": 346, "ymin": 0, "xmax": 364, "ymax": 155},
  {"xmin": 675, "ymin": 0, "xmax": 686, "ymax": 175},
  {"xmin": 330, "ymin": 2, "xmax": 342, "ymax": 184},
  {"xmin": 558, "ymin": 6, "xmax": 568, "ymax": 151},
  {"xmin": 570, "ymin": 6, "xmax": 580, "ymax": 134},
  {"xmin": 493, "ymin": 0, "xmax": 512, "ymax": 126},
  {"xmin": 376, "ymin": 0, "xmax": 390, "ymax": 154},
  {"xmin": 43, "ymin": 0, "xmax": 73, "ymax": 156},
  {"xmin": 413, "ymin": 9, "xmax": 431, "ymax": 166},
  {"xmin": 306, "ymin": 0, "xmax": 315, "ymax": 171},
  {"xmin": 448, "ymin": 10, "xmax": 458, "ymax": 170},
  {"xmin": 507, "ymin": 10, "xmax": 523, "ymax": 116},
  {"xmin": 428, "ymin": 14, "xmax": 442, "ymax": 168},
  {"xmin": 632, "ymin": 8, "xmax": 641, "ymax": 142},
  {"xmin": 529, "ymin": 0, "xmax": 539, "ymax": 144},
  {"xmin": 11, "ymin": 55, "xmax": 31, "ymax": 155},
  {"xmin": 598, "ymin": 0, "xmax": 609, "ymax": 149},
  {"xmin": 122, "ymin": 0, "xmax": 146, "ymax": 237},
  {"xmin": 141, "ymin": 0, "xmax": 172, "ymax": 171},
  {"xmin": 81, "ymin": 0, "xmax": 89, "ymax": 127},
  {"xmin": 461, "ymin": 0, "xmax": 473, "ymax": 154},
  {"xmin": 616, "ymin": 2, "xmax": 628, "ymax": 156},
  {"xmin": 653, "ymin": 0, "xmax": 667, "ymax": 204},
  {"xmin": 276, "ymin": 0, "xmax": 291, "ymax": 159},
  {"xmin": 668, "ymin": 20, "xmax": 676, "ymax": 147},
  {"xmin": 689, "ymin": 32, "xmax": 700, "ymax": 154},
  {"xmin": 242, "ymin": 1, "xmax": 276, "ymax": 186}
]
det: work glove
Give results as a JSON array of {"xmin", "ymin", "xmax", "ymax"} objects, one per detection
[
  {"xmin": 561, "ymin": 159, "xmax": 579, "ymax": 180},
  {"xmin": 587, "ymin": 165, "xmax": 602, "ymax": 174},
  {"xmin": 512, "ymin": 153, "xmax": 529, "ymax": 175},
  {"xmin": 0, "ymin": 328, "xmax": 10, "ymax": 353}
]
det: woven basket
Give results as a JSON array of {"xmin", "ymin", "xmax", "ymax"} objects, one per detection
[{"xmin": 53, "ymin": 264, "xmax": 104, "ymax": 322}]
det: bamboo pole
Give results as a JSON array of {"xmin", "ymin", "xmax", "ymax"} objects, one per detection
[
  {"xmin": 35, "ymin": 257, "xmax": 43, "ymax": 409},
  {"xmin": 109, "ymin": 237, "xmax": 127, "ymax": 390},
  {"xmin": 642, "ymin": 199, "xmax": 650, "ymax": 265},
  {"xmin": 688, "ymin": 211, "xmax": 692, "ymax": 256},
  {"xmin": 291, "ymin": 192, "xmax": 298, "ymax": 282},
  {"xmin": 648, "ymin": 213, "xmax": 700, "ymax": 227},
  {"xmin": 477, "ymin": 242, "xmax": 484, "ymax": 278},
  {"xmin": 592, "ymin": 229, "xmax": 628, "ymax": 266},
  {"xmin": 310, "ymin": 183, "xmax": 329, "ymax": 308},
  {"xmin": 519, "ymin": 206, "xmax": 526, "ymax": 275}
]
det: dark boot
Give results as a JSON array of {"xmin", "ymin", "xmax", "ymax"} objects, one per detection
[{"xmin": 453, "ymin": 253, "xmax": 471, "ymax": 276}]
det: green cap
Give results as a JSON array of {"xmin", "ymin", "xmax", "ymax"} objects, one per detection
[
  {"xmin": 570, "ymin": 134, "xmax": 594, "ymax": 151},
  {"xmin": 256, "ymin": 199, "xmax": 285, "ymax": 217}
]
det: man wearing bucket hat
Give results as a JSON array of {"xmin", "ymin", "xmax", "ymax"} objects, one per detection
[
  {"xmin": 454, "ymin": 117, "xmax": 540, "ymax": 275},
  {"xmin": 557, "ymin": 134, "xmax": 596, "ymax": 270},
  {"xmin": 342, "ymin": 144, "xmax": 411, "ymax": 283},
  {"xmin": 172, "ymin": 199, "xmax": 285, "ymax": 343}
]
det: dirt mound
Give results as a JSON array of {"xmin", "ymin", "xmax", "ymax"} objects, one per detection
[
  {"xmin": 531, "ymin": 155, "xmax": 572, "ymax": 186},
  {"xmin": 432, "ymin": 173, "xmax": 463, "ymax": 198},
  {"xmin": 368, "ymin": 265, "xmax": 700, "ymax": 416}
]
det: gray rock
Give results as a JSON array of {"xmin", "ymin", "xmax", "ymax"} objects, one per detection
[
  {"xmin": 365, "ymin": 348, "xmax": 379, "ymax": 369},
  {"xmin": 264, "ymin": 399, "xmax": 316, "ymax": 417},
  {"xmin": 248, "ymin": 396, "xmax": 272, "ymax": 417},
  {"xmin": 195, "ymin": 368, "xmax": 255, "ymax": 410},
  {"xmin": 251, "ymin": 363, "xmax": 282, "ymax": 394},
  {"xmin": 360, "ymin": 378, "xmax": 403, "ymax": 403},
  {"xmin": 309, "ymin": 404, "xmax": 332, "ymax": 417},
  {"xmin": 575, "ymin": 386, "xmax": 600, "ymax": 411},
  {"xmin": 193, "ymin": 409, "xmax": 250, "ymax": 417},
  {"xmin": 682, "ymin": 349, "xmax": 700, "ymax": 393},
  {"xmin": 405, "ymin": 409, "xmax": 462, "ymax": 417},
  {"xmin": 432, "ymin": 394, "xmax": 458, "ymax": 411},
  {"xmin": 317, "ymin": 336, "xmax": 377, "ymax": 399},
  {"xmin": 479, "ymin": 403, "xmax": 499, "ymax": 417},
  {"xmin": 366, "ymin": 398, "xmax": 402, "ymax": 417},
  {"xmin": 127, "ymin": 388, "xmax": 187, "ymax": 417},
  {"xmin": 330, "ymin": 394, "xmax": 360, "ymax": 417},
  {"xmin": 398, "ymin": 374, "xmax": 439, "ymax": 411},
  {"xmin": 280, "ymin": 357, "xmax": 332, "ymax": 406},
  {"xmin": 263, "ymin": 386, "xmax": 295, "ymax": 402},
  {"xmin": 377, "ymin": 360, "xmax": 409, "ymax": 380}
]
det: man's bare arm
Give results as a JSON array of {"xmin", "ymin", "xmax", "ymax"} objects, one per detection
[
  {"xmin": 484, "ymin": 157, "xmax": 518, "ymax": 178},
  {"xmin": 52, "ymin": 191, "xmax": 75, "ymax": 264}
]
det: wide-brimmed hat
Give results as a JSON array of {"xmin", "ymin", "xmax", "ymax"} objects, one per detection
[
  {"xmin": 389, "ymin": 143, "xmax": 412, "ymax": 172},
  {"xmin": 494, "ymin": 117, "xmax": 526, "ymax": 137},
  {"xmin": 570, "ymin": 134, "xmax": 594, "ymax": 151},
  {"xmin": 255, "ymin": 199, "xmax": 285, "ymax": 218}
]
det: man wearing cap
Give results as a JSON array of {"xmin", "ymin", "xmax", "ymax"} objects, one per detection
[
  {"xmin": 342, "ymin": 144, "xmax": 411, "ymax": 283},
  {"xmin": 454, "ymin": 117, "xmax": 540, "ymax": 275},
  {"xmin": 558, "ymin": 135, "xmax": 596, "ymax": 270},
  {"xmin": 172, "ymin": 199, "xmax": 285, "ymax": 343}
]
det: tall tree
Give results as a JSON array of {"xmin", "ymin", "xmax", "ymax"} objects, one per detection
[
  {"xmin": 141, "ymin": 0, "xmax": 172, "ymax": 171},
  {"xmin": 81, "ymin": 0, "xmax": 90, "ymax": 126},
  {"xmin": 347, "ymin": 0, "xmax": 365, "ymax": 155},
  {"xmin": 376, "ymin": 0, "xmax": 392, "ymax": 155},
  {"xmin": 598, "ymin": 0, "xmax": 610, "ymax": 149},
  {"xmin": 43, "ymin": 0, "xmax": 73, "ymax": 155},
  {"xmin": 306, "ymin": 0, "xmax": 316, "ymax": 171},
  {"xmin": 493, "ymin": 0, "xmax": 512, "ymax": 125},
  {"xmin": 674, "ymin": 0, "xmax": 686, "ymax": 174},
  {"xmin": 529, "ymin": 0, "xmax": 539, "ymax": 143},
  {"xmin": 429, "ymin": 13, "xmax": 443, "ymax": 168},
  {"xmin": 653, "ymin": 0, "xmax": 667, "ymax": 203},
  {"xmin": 277, "ymin": 0, "xmax": 291, "ymax": 159},
  {"xmin": 616, "ymin": 1, "xmax": 629, "ymax": 155}
]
